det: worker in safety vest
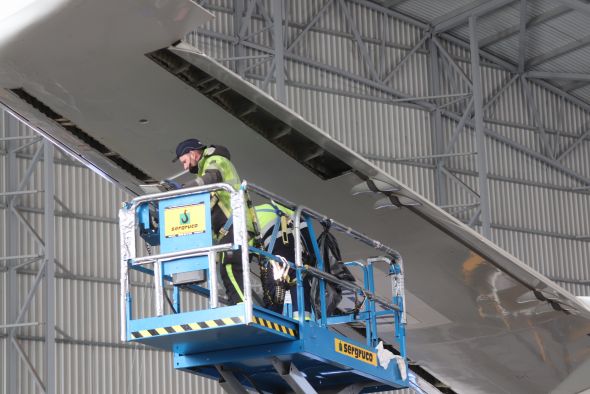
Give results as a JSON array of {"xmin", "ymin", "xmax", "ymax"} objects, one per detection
[
  {"xmin": 174, "ymin": 138, "xmax": 246, "ymax": 305},
  {"xmin": 254, "ymin": 202, "xmax": 314, "ymax": 319}
]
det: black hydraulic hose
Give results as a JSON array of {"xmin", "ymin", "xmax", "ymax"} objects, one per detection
[{"xmin": 163, "ymin": 289, "xmax": 178, "ymax": 314}]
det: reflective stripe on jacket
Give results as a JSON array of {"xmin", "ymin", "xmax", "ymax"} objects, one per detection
[{"xmin": 197, "ymin": 148, "xmax": 240, "ymax": 219}]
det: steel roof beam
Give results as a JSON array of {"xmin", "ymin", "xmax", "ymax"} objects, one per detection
[
  {"xmin": 554, "ymin": 0, "xmax": 590, "ymax": 17},
  {"xmin": 440, "ymin": 32, "xmax": 517, "ymax": 72},
  {"xmin": 373, "ymin": 0, "xmax": 408, "ymax": 8},
  {"xmin": 351, "ymin": 0, "xmax": 429, "ymax": 29},
  {"xmin": 297, "ymin": 1, "xmax": 589, "ymax": 119},
  {"xmin": 532, "ymin": 78, "xmax": 590, "ymax": 114},
  {"xmin": 432, "ymin": 0, "xmax": 516, "ymax": 33},
  {"xmin": 479, "ymin": 6, "xmax": 570, "ymax": 48},
  {"xmin": 200, "ymin": 5, "xmax": 590, "ymax": 187},
  {"xmin": 562, "ymin": 80, "xmax": 590, "ymax": 91},
  {"xmin": 526, "ymin": 71, "xmax": 590, "ymax": 81},
  {"xmin": 202, "ymin": 28, "xmax": 590, "ymax": 186},
  {"xmin": 272, "ymin": 0, "xmax": 286, "ymax": 102},
  {"xmin": 233, "ymin": 0, "xmax": 246, "ymax": 77},
  {"xmin": 526, "ymin": 35, "xmax": 590, "ymax": 68}
]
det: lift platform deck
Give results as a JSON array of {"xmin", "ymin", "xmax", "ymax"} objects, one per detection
[
  {"xmin": 129, "ymin": 303, "xmax": 404, "ymax": 392},
  {"xmin": 119, "ymin": 182, "xmax": 408, "ymax": 393}
]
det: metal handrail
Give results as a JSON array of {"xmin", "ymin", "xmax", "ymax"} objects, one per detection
[
  {"xmin": 245, "ymin": 182, "xmax": 406, "ymax": 341},
  {"xmin": 247, "ymin": 183, "xmax": 402, "ymax": 261},
  {"xmin": 303, "ymin": 265, "xmax": 401, "ymax": 312},
  {"xmin": 120, "ymin": 181, "xmax": 404, "ymax": 348},
  {"xmin": 368, "ymin": 257, "xmax": 407, "ymax": 325},
  {"xmin": 128, "ymin": 183, "xmax": 236, "ymax": 208},
  {"xmin": 120, "ymin": 182, "xmax": 252, "ymax": 341},
  {"xmin": 131, "ymin": 243, "xmax": 233, "ymax": 266}
]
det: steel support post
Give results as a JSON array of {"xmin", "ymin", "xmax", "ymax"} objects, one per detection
[
  {"xmin": 3, "ymin": 111, "xmax": 57, "ymax": 393},
  {"xmin": 479, "ymin": 6, "xmax": 570, "ymax": 49},
  {"xmin": 522, "ymin": 75, "xmax": 555, "ymax": 158},
  {"xmin": 517, "ymin": 0, "xmax": 527, "ymax": 73},
  {"xmin": 272, "ymin": 0, "xmax": 286, "ymax": 102},
  {"xmin": 378, "ymin": 11, "xmax": 386, "ymax": 78},
  {"xmin": 4, "ymin": 110, "xmax": 19, "ymax": 394},
  {"xmin": 233, "ymin": 0, "xmax": 246, "ymax": 76},
  {"xmin": 428, "ymin": 38, "xmax": 448, "ymax": 207},
  {"xmin": 43, "ymin": 139, "xmax": 56, "ymax": 394},
  {"xmin": 469, "ymin": 16, "xmax": 492, "ymax": 238}
]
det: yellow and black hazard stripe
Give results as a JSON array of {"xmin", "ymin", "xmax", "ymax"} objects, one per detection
[
  {"xmin": 131, "ymin": 316, "xmax": 244, "ymax": 339},
  {"xmin": 252, "ymin": 316, "xmax": 298, "ymax": 337}
]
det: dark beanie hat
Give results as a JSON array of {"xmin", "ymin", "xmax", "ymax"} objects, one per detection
[{"xmin": 174, "ymin": 138, "xmax": 206, "ymax": 161}]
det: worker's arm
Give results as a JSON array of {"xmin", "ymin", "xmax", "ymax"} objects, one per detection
[{"xmin": 183, "ymin": 168, "xmax": 223, "ymax": 188}]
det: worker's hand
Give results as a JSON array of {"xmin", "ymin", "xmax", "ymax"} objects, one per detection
[{"xmin": 160, "ymin": 179, "xmax": 182, "ymax": 190}]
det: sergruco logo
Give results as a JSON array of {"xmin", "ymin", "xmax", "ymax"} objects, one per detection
[{"xmin": 180, "ymin": 209, "xmax": 190, "ymax": 224}]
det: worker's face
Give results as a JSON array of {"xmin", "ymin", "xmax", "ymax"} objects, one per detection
[{"xmin": 179, "ymin": 150, "xmax": 202, "ymax": 171}]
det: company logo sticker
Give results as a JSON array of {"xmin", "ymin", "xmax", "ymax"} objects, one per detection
[
  {"xmin": 180, "ymin": 210, "xmax": 190, "ymax": 224},
  {"xmin": 334, "ymin": 338, "xmax": 377, "ymax": 366},
  {"xmin": 164, "ymin": 203, "xmax": 205, "ymax": 238}
]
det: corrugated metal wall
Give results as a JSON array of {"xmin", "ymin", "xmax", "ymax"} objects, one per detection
[
  {"xmin": 197, "ymin": 0, "xmax": 590, "ymax": 297},
  {"xmin": 1, "ymin": 273, "xmax": 5, "ymax": 392},
  {"xmin": 0, "ymin": 113, "xmax": 227, "ymax": 393}
]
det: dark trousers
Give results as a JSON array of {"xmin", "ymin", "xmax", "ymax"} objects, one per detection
[{"xmin": 212, "ymin": 204, "xmax": 245, "ymax": 305}]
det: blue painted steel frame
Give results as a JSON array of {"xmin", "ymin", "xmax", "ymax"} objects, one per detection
[
  {"xmin": 123, "ymin": 189, "xmax": 409, "ymax": 391},
  {"xmin": 128, "ymin": 303, "xmax": 245, "ymax": 340},
  {"xmin": 175, "ymin": 319, "xmax": 407, "ymax": 391}
]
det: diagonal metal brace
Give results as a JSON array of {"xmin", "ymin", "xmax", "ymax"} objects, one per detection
[
  {"xmin": 337, "ymin": 382, "xmax": 374, "ymax": 394},
  {"xmin": 271, "ymin": 357, "xmax": 318, "ymax": 394},
  {"xmin": 215, "ymin": 365, "xmax": 249, "ymax": 394}
]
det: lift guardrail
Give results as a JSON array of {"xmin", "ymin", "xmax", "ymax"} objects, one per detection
[{"xmin": 119, "ymin": 183, "xmax": 252, "ymax": 340}]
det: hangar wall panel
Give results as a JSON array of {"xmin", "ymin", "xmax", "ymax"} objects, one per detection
[
  {"xmin": 1, "ymin": 268, "xmax": 5, "ymax": 392},
  {"xmin": 0, "ymin": 337, "xmax": 5, "ymax": 394},
  {"xmin": 492, "ymin": 228, "xmax": 590, "ymax": 296},
  {"xmin": 11, "ymin": 341, "xmax": 219, "ymax": 394},
  {"xmin": 1, "ymin": 110, "xmax": 226, "ymax": 394},
  {"xmin": 196, "ymin": 0, "xmax": 590, "ymax": 295}
]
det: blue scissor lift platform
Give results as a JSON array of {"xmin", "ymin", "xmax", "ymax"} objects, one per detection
[{"xmin": 119, "ymin": 182, "xmax": 409, "ymax": 393}]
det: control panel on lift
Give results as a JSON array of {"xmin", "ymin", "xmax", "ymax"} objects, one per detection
[{"xmin": 137, "ymin": 191, "xmax": 212, "ymax": 285}]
